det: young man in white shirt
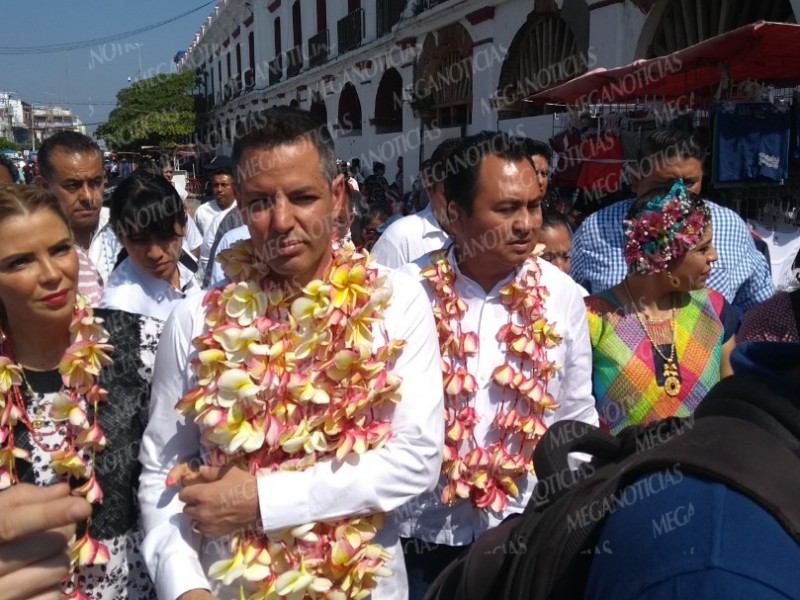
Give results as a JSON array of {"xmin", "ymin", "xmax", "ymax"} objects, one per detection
[
  {"xmin": 371, "ymin": 138, "xmax": 461, "ymax": 268},
  {"xmin": 398, "ymin": 131, "xmax": 598, "ymax": 599},
  {"xmin": 139, "ymin": 107, "xmax": 444, "ymax": 600},
  {"xmin": 194, "ymin": 168, "xmax": 236, "ymax": 235}
]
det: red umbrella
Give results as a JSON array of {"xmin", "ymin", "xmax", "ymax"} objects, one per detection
[{"xmin": 527, "ymin": 21, "xmax": 800, "ymax": 106}]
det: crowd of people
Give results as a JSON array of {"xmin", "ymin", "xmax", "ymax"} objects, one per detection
[{"xmin": 0, "ymin": 108, "xmax": 797, "ymax": 600}]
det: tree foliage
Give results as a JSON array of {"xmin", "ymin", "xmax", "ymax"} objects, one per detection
[
  {"xmin": 96, "ymin": 71, "xmax": 199, "ymax": 150},
  {"xmin": 0, "ymin": 138, "xmax": 21, "ymax": 152}
]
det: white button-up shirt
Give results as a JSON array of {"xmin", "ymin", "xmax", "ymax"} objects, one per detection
[
  {"xmin": 371, "ymin": 204, "xmax": 450, "ymax": 268},
  {"xmin": 397, "ymin": 247, "xmax": 598, "ymax": 545},
  {"xmin": 99, "ymin": 257, "xmax": 201, "ymax": 322},
  {"xmin": 207, "ymin": 224, "xmax": 250, "ymax": 288},
  {"xmin": 199, "ymin": 205, "xmax": 235, "ymax": 273},
  {"xmin": 138, "ymin": 267, "xmax": 445, "ymax": 600},
  {"xmin": 193, "ymin": 199, "xmax": 224, "ymax": 235}
]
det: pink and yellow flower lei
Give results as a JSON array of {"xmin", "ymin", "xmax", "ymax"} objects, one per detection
[
  {"xmin": 178, "ymin": 240, "xmax": 406, "ymax": 599},
  {"xmin": 0, "ymin": 295, "xmax": 113, "ymax": 598},
  {"xmin": 421, "ymin": 247, "xmax": 562, "ymax": 513}
]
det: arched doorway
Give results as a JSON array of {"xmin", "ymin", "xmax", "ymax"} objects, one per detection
[
  {"xmin": 637, "ymin": 0, "xmax": 795, "ymax": 58},
  {"xmin": 414, "ymin": 23, "xmax": 473, "ymax": 128},
  {"xmin": 497, "ymin": 11, "xmax": 589, "ymax": 118},
  {"xmin": 310, "ymin": 94, "xmax": 328, "ymax": 126},
  {"xmin": 373, "ymin": 68, "xmax": 403, "ymax": 133},
  {"xmin": 338, "ymin": 83, "xmax": 362, "ymax": 134}
]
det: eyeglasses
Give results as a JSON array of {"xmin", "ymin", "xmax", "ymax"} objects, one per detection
[{"xmin": 541, "ymin": 252, "xmax": 570, "ymax": 263}]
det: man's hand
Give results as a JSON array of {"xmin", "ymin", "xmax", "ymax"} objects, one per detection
[
  {"xmin": 167, "ymin": 463, "xmax": 259, "ymax": 538},
  {"xmin": 0, "ymin": 483, "xmax": 92, "ymax": 600},
  {"xmin": 177, "ymin": 589, "xmax": 218, "ymax": 600}
]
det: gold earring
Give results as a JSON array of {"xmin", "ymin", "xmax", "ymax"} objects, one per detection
[{"xmin": 666, "ymin": 271, "xmax": 681, "ymax": 288}]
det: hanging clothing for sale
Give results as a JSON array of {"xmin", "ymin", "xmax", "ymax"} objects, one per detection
[
  {"xmin": 574, "ymin": 131, "xmax": 625, "ymax": 196},
  {"xmin": 549, "ymin": 128, "xmax": 584, "ymax": 188},
  {"xmin": 749, "ymin": 221, "xmax": 800, "ymax": 291},
  {"xmin": 713, "ymin": 102, "xmax": 791, "ymax": 183}
]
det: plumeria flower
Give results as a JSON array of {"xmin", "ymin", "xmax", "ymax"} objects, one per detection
[
  {"xmin": 219, "ymin": 240, "xmax": 270, "ymax": 284},
  {"xmin": 59, "ymin": 341, "xmax": 113, "ymax": 390},
  {"xmin": 50, "ymin": 448, "xmax": 89, "ymax": 479},
  {"xmin": 0, "ymin": 466, "xmax": 11, "ymax": 490},
  {"xmin": 225, "ymin": 282, "xmax": 268, "ymax": 326},
  {"xmin": 74, "ymin": 475, "xmax": 104, "ymax": 503},
  {"xmin": 75, "ymin": 421, "xmax": 107, "ymax": 451},
  {"xmin": 0, "ymin": 357, "xmax": 23, "ymax": 394},
  {"xmin": 70, "ymin": 311, "xmax": 110, "ymax": 344},
  {"xmin": 329, "ymin": 262, "xmax": 371, "ymax": 311},
  {"xmin": 70, "ymin": 534, "xmax": 110, "ymax": 567},
  {"xmin": 217, "ymin": 369, "xmax": 261, "ymax": 408},
  {"xmin": 213, "ymin": 325, "xmax": 262, "ymax": 363}
]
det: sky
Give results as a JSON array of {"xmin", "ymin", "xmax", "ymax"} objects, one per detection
[{"xmin": 0, "ymin": 0, "xmax": 216, "ymax": 137}]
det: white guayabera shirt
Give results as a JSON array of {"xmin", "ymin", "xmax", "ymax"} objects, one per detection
[
  {"xmin": 397, "ymin": 247, "xmax": 599, "ymax": 545},
  {"xmin": 99, "ymin": 257, "xmax": 201, "ymax": 322},
  {"xmin": 371, "ymin": 204, "xmax": 450, "ymax": 269},
  {"xmin": 138, "ymin": 266, "xmax": 445, "ymax": 600}
]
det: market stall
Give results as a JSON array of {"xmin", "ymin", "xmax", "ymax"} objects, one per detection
[{"xmin": 527, "ymin": 21, "xmax": 800, "ymax": 289}]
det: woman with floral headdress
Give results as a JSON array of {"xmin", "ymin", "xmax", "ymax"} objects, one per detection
[
  {"xmin": 584, "ymin": 180, "xmax": 738, "ymax": 434},
  {"xmin": 0, "ymin": 185, "xmax": 155, "ymax": 598}
]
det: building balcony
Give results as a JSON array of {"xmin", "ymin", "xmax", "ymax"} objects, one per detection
[
  {"xmin": 337, "ymin": 8, "xmax": 365, "ymax": 55},
  {"xmin": 269, "ymin": 55, "xmax": 283, "ymax": 86},
  {"xmin": 244, "ymin": 68, "xmax": 255, "ymax": 91},
  {"xmin": 308, "ymin": 29, "xmax": 329, "ymax": 68},
  {"xmin": 377, "ymin": 0, "xmax": 406, "ymax": 37},
  {"xmin": 286, "ymin": 44, "xmax": 304, "ymax": 78},
  {"xmin": 411, "ymin": 0, "xmax": 446, "ymax": 15}
]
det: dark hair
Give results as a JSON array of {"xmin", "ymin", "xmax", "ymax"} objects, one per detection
[
  {"xmin": 427, "ymin": 137, "xmax": 464, "ymax": 185},
  {"xmin": 637, "ymin": 129, "xmax": 707, "ymax": 165},
  {"xmin": 132, "ymin": 163, "xmax": 162, "ymax": 178},
  {"xmin": 0, "ymin": 154, "xmax": 19, "ymax": 183},
  {"xmin": 443, "ymin": 131, "xmax": 535, "ymax": 215},
  {"xmin": 232, "ymin": 106, "xmax": 336, "ymax": 183},
  {"xmin": 210, "ymin": 168, "xmax": 234, "ymax": 179},
  {"xmin": 541, "ymin": 208, "xmax": 572, "ymax": 236},
  {"xmin": 361, "ymin": 206, "xmax": 387, "ymax": 229},
  {"xmin": 373, "ymin": 161, "xmax": 386, "ymax": 174},
  {"xmin": 522, "ymin": 138, "xmax": 553, "ymax": 163},
  {"xmin": 109, "ymin": 172, "xmax": 187, "ymax": 241},
  {"xmin": 38, "ymin": 131, "xmax": 102, "ymax": 182}
]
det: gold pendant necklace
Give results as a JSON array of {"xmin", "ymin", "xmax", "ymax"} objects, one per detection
[{"xmin": 623, "ymin": 280, "xmax": 681, "ymax": 397}]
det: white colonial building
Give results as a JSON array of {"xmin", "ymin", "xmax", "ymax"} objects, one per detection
[{"xmin": 179, "ymin": 0, "xmax": 798, "ymax": 183}]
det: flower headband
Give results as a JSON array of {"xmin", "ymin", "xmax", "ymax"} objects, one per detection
[{"xmin": 623, "ymin": 180, "xmax": 711, "ymax": 275}]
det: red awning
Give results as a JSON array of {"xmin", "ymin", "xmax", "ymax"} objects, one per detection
[{"xmin": 526, "ymin": 21, "xmax": 800, "ymax": 106}]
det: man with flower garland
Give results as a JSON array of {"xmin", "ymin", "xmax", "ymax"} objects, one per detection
[
  {"xmin": 138, "ymin": 107, "xmax": 445, "ymax": 600},
  {"xmin": 397, "ymin": 131, "xmax": 599, "ymax": 599}
]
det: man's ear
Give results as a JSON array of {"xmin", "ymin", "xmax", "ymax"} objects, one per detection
[
  {"xmin": 330, "ymin": 173, "xmax": 346, "ymax": 217},
  {"xmin": 446, "ymin": 200, "xmax": 463, "ymax": 234},
  {"xmin": 35, "ymin": 174, "xmax": 49, "ymax": 189}
]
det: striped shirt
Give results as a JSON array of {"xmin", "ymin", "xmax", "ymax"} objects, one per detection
[
  {"xmin": 76, "ymin": 246, "xmax": 103, "ymax": 307},
  {"xmin": 571, "ymin": 198, "xmax": 774, "ymax": 311}
]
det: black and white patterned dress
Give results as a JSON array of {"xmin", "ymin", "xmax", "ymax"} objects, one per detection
[{"xmin": 16, "ymin": 310, "xmax": 162, "ymax": 600}]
